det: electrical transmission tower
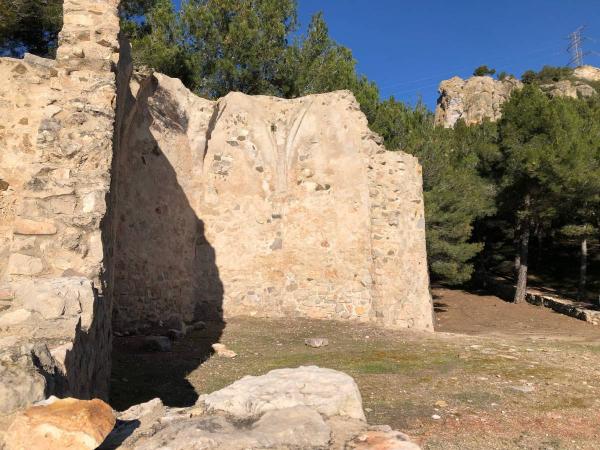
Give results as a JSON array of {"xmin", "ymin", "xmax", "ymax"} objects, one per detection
[{"xmin": 567, "ymin": 26, "xmax": 588, "ymax": 67}]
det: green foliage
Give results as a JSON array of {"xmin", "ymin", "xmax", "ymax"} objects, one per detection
[
  {"xmin": 473, "ymin": 65, "xmax": 496, "ymax": 77},
  {"xmin": 128, "ymin": 0, "xmax": 194, "ymax": 86},
  {"xmin": 180, "ymin": 0, "xmax": 298, "ymax": 98},
  {"xmin": 561, "ymin": 224, "xmax": 597, "ymax": 238},
  {"xmin": 497, "ymin": 71, "xmax": 514, "ymax": 81},
  {"xmin": 0, "ymin": 0, "xmax": 63, "ymax": 57},
  {"xmin": 422, "ymin": 125, "xmax": 496, "ymax": 284},
  {"xmin": 521, "ymin": 65, "xmax": 574, "ymax": 84},
  {"xmin": 370, "ymin": 99, "xmax": 497, "ymax": 284}
]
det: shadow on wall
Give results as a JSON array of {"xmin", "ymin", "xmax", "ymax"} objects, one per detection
[{"xmin": 109, "ymin": 73, "xmax": 224, "ymax": 408}]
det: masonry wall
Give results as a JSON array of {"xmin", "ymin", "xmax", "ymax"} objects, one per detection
[
  {"xmin": 0, "ymin": 0, "xmax": 121, "ymax": 414},
  {"xmin": 112, "ymin": 73, "xmax": 434, "ymax": 332}
]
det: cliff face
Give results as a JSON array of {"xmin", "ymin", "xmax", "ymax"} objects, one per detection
[
  {"xmin": 435, "ymin": 67, "xmax": 600, "ymax": 128},
  {"xmin": 434, "ymin": 76, "xmax": 522, "ymax": 128}
]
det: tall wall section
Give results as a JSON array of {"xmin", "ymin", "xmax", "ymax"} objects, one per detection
[
  {"xmin": 0, "ymin": 0, "xmax": 121, "ymax": 415},
  {"xmin": 112, "ymin": 73, "xmax": 434, "ymax": 333}
]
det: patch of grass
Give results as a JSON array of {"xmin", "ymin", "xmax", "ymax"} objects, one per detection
[
  {"xmin": 452, "ymin": 390, "xmax": 502, "ymax": 407},
  {"xmin": 538, "ymin": 395, "xmax": 595, "ymax": 412}
]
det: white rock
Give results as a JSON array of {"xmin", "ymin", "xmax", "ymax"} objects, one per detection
[
  {"xmin": 305, "ymin": 337, "xmax": 329, "ymax": 348},
  {"xmin": 212, "ymin": 343, "xmax": 237, "ymax": 358},
  {"xmin": 198, "ymin": 366, "xmax": 366, "ymax": 421}
]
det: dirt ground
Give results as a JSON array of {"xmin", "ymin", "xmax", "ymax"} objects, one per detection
[{"xmin": 111, "ymin": 289, "xmax": 600, "ymax": 449}]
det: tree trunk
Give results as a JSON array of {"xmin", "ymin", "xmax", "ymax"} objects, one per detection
[
  {"xmin": 514, "ymin": 195, "xmax": 531, "ymax": 304},
  {"xmin": 514, "ymin": 225, "xmax": 521, "ymax": 275},
  {"xmin": 578, "ymin": 237, "xmax": 587, "ymax": 301}
]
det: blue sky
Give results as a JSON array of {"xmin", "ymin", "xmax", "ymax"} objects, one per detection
[{"xmin": 174, "ymin": 1, "xmax": 600, "ymax": 110}]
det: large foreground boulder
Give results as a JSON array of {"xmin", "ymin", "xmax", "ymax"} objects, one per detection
[
  {"xmin": 5, "ymin": 397, "xmax": 115, "ymax": 450},
  {"xmin": 198, "ymin": 365, "xmax": 366, "ymax": 421},
  {"xmin": 100, "ymin": 366, "xmax": 420, "ymax": 449}
]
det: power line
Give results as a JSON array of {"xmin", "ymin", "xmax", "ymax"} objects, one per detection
[
  {"xmin": 378, "ymin": 40, "xmax": 564, "ymax": 92},
  {"xmin": 386, "ymin": 51, "xmax": 560, "ymax": 97}
]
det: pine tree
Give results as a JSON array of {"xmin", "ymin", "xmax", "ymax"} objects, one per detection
[{"xmin": 0, "ymin": 0, "xmax": 63, "ymax": 57}]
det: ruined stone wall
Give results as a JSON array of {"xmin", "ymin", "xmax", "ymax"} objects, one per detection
[
  {"xmin": 0, "ymin": 0, "xmax": 121, "ymax": 415},
  {"xmin": 368, "ymin": 150, "xmax": 432, "ymax": 329},
  {"xmin": 112, "ymin": 73, "xmax": 434, "ymax": 332},
  {"xmin": 0, "ymin": 0, "xmax": 433, "ymax": 417}
]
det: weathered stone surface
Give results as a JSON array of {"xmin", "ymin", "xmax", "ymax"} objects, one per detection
[
  {"xmin": 198, "ymin": 365, "xmax": 366, "ymax": 421},
  {"xmin": 434, "ymin": 75, "xmax": 522, "ymax": 128},
  {"xmin": 100, "ymin": 367, "xmax": 420, "ymax": 450},
  {"xmin": 0, "ymin": 308, "xmax": 31, "ymax": 328},
  {"xmin": 112, "ymin": 72, "xmax": 433, "ymax": 333},
  {"xmin": 0, "ymin": 362, "xmax": 46, "ymax": 415},
  {"xmin": 13, "ymin": 218, "xmax": 57, "ymax": 235},
  {"xmin": 130, "ymin": 406, "xmax": 331, "ymax": 450},
  {"xmin": 435, "ymin": 67, "xmax": 600, "ymax": 128},
  {"xmin": 5, "ymin": 397, "xmax": 115, "ymax": 450},
  {"xmin": 6, "ymin": 254, "xmax": 44, "ymax": 276},
  {"xmin": 0, "ymin": 0, "xmax": 120, "ymax": 421},
  {"xmin": 574, "ymin": 65, "xmax": 600, "ymax": 82},
  {"xmin": 16, "ymin": 277, "xmax": 95, "ymax": 323},
  {"xmin": 542, "ymin": 79, "xmax": 597, "ymax": 99}
]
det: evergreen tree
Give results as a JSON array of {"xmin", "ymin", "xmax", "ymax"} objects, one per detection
[
  {"xmin": 0, "ymin": 0, "xmax": 62, "ymax": 57},
  {"xmin": 371, "ymin": 101, "xmax": 496, "ymax": 284},
  {"xmin": 552, "ymin": 96, "xmax": 600, "ymax": 301},
  {"xmin": 179, "ymin": 0, "xmax": 297, "ymax": 98},
  {"xmin": 496, "ymin": 85, "xmax": 558, "ymax": 302},
  {"xmin": 473, "ymin": 65, "xmax": 496, "ymax": 77}
]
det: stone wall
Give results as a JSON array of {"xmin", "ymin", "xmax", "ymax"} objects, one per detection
[
  {"xmin": 0, "ymin": 0, "xmax": 121, "ymax": 415},
  {"xmin": 112, "ymin": 73, "xmax": 434, "ymax": 332},
  {"xmin": 0, "ymin": 0, "xmax": 433, "ymax": 419}
]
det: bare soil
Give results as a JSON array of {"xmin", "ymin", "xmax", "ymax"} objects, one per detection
[{"xmin": 111, "ymin": 288, "xmax": 600, "ymax": 449}]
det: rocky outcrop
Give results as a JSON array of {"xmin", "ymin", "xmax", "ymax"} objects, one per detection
[
  {"xmin": 435, "ymin": 67, "xmax": 600, "ymax": 128},
  {"xmin": 434, "ymin": 75, "xmax": 522, "ymax": 128},
  {"xmin": 541, "ymin": 79, "xmax": 597, "ymax": 99},
  {"xmin": 112, "ymin": 72, "xmax": 434, "ymax": 332},
  {"xmin": 573, "ymin": 65, "xmax": 600, "ymax": 82},
  {"xmin": 100, "ymin": 366, "xmax": 420, "ymax": 450}
]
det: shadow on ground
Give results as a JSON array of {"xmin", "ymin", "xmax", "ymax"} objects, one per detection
[
  {"xmin": 109, "ymin": 76, "xmax": 226, "ymax": 410},
  {"xmin": 110, "ymin": 321, "xmax": 225, "ymax": 410}
]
